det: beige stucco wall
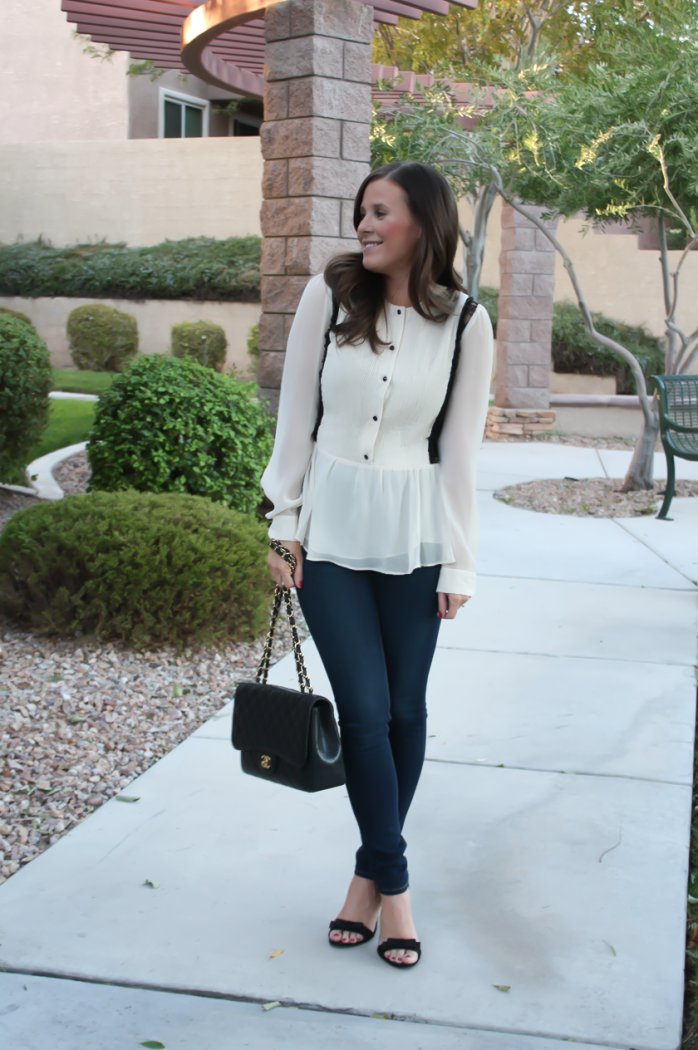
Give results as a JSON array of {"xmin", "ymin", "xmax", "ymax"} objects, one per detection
[
  {"xmin": 460, "ymin": 195, "xmax": 698, "ymax": 343},
  {"xmin": 0, "ymin": 0, "xmax": 129, "ymax": 143},
  {"xmin": 0, "ymin": 296, "xmax": 260, "ymax": 375},
  {"xmin": 0, "ymin": 138, "xmax": 264, "ymax": 245},
  {"xmin": 553, "ymin": 405, "xmax": 644, "ymax": 439}
]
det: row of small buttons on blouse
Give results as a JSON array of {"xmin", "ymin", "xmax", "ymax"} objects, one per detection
[{"xmin": 364, "ymin": 308, "xmax": 402, "ymax": 459}]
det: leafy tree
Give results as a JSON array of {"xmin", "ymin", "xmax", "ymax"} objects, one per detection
[
  {"xmin": 406, "ymin": 13, "xmax": 698, "ymax": 490},
  {"xmin": 372, "ymin": 1, "xmax": 693, "ymax": 306},
  {"xmin": 372, "ymin": 1, "xmax": 683, "ymax": 77},
  {"xmin": 373, "ymin": 1, "xmax": 568, "ymax": 75}
]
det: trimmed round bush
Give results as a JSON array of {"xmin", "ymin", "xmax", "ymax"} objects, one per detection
[
  {"xmin": 0, "ymin": 491, "xmax": 273, "ymax": 646},
  {"xmin": 171, "ymin": 320, "xmax": 227, "ymax": 372},
  {"xmin": 0, "ymin": 315, "xmax": 52, "ymax": 483},
  {"xmin": 87, "ymin": 355, "xmax": 273, "ymax": 514},
  {"xmin": 67, "ymin": 303, "xmax": 138, "ymax": 372},
  {"xmin": 0, "ymin": 306, "xmax": 34, "ymax": 327}
]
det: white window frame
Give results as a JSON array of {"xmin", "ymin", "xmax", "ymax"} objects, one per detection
[{"xmin": 158, "ymin": 87, "xmax": 210, "ymax": 139}]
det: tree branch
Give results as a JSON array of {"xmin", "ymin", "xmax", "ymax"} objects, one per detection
[
  {"xmin": 676, "ymin": 339, "xmax": 698, "ymax": 375},
  {"xmin": 658, "ymin": 146, "xmax": 697, "ymax": 239},
  {"xmin": 674, "ymin": 326, "xmax": 698, "ymax": 375},
  {"xmin": 658, "ymin": 217, "xmax": 678, "ymax": 374},
  {"xmin": 673, "ymin": 233, "xmax": 698, "ymax": 282},
  {"xmin": 658, "ymin": 217, "xmax": 673, "ymax": 318},
  {"xmin": 463, "ymin": 144, "xmax": 655, "ymax": 424}
]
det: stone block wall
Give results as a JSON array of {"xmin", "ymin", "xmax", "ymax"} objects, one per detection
[
  {"xmin": 257, "ymin": 0, "xmax": 373, "ymax": 409},
  {"xmin": 495, "ymin": 203, "xmax": 559, "ymax": 410},
  {"xmin": 485, "ymin": 407, "xmax": 556, "ymax": 440}
]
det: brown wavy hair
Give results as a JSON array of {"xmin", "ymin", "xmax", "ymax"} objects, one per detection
[{"xmin": 324, "ymin": 162, "xmax": 463, "ymax": 353}]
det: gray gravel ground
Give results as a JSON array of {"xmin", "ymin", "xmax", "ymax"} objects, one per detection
[
  {"xmin": 52, "ymin": 451, "xmax": 91, "ymax": 495},
  {"xmin": 0, "ymin": 604, "xmax": 307, "ymax": 887},
  {"xmin": 0, "ymin": 489, "xmax": 43, "ymax": 530},
  {"xmin": 495, "ymin": 477, "xmax": 698, "ymax": 517}
]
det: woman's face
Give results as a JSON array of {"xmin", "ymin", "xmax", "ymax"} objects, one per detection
[{"xmin": 356, "ymin": 179, "xmax": 422, "ymax": 276}]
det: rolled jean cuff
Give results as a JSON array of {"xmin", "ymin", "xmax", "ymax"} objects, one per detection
[
  {"xmin": 354, "ymin": 867, "xmax": 373, "ymax": 881},
  {"xmin": 354, "ymin": 865, "xmax": 409, "ymax": 897},
  {"xmin": 376, "ymin": 881, "xmax": 409, "ymax": 897}
]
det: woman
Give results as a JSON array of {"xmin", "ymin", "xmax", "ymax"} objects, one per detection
[{"xmin": 262, "ymin": 161, "xmax": 493, "ymax": 969}]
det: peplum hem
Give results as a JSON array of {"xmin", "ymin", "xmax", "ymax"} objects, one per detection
[{"xmin": 295, "ymin": 445, "xmax": 455, "ymax": 576}]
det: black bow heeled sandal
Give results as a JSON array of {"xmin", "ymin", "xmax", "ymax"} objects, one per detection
[
  {"xmin": 328, "ymin": 919, "xmax": 377, "ymax": 948},
  {"xmin": 377, "ymin": 938, "xmax": 422, "ymax": 968}
]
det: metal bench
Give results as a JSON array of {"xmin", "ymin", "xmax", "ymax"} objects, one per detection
[{"xmin": 653, "ymin": 375, "xmax": 698, "ymax": 519}]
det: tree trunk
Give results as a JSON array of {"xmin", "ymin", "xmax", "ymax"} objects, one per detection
[
  {"xmin": 621, "ymin": 395, "xmax": 660, "ymax": 491},
  {"xmin": 459, "ymin": 181, "xmax": 497, "ymax": 299}
]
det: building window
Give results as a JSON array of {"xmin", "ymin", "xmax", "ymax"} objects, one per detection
[
  {"xmin": 232, "ymin": 113, "xmax": 261, "ymax": 136},
  {"xmin": 210, "ymin": 98, "xmax": 262, "ymax": 137},
  {"xmin": 159, "ymin": 89, "xmax": 209, "ymax": 138}
]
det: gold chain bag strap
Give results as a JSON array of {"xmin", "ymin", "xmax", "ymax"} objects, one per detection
[
  {"xmin": 256, "ymin": 539, "xmax": 312, "ymax": 694},
  {"xmin": 231, "ymin": 541, "xmax": 345, "ymax": 792}
]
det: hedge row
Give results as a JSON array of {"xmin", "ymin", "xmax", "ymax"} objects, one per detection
[
  {"xmin": 0, "ymin": 236, "xmax": 261, "ymax": 302},
  {"xmin": 478, "ymin": 287, "xmax": 665, "ymax": 396}
]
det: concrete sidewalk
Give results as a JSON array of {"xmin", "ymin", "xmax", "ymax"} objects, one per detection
[{"xmin": 1, "ymin": 443, "xmax": 696, "ymax": 1050}]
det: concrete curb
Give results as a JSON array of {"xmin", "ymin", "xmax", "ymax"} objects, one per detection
[
  {"xmin": 26, "ymin": 442, "xmax": 88, "ymax": 501},
  {"xmin": 550, "ymin": 393, "xmax": 641, "ymax": 408},
  {"xmin": 49, "ymin": 391, "xmax": 99, "ymax": 402},
  {"xmin": 0, "ymin": 481, "xmax": 38, "ymax": 497}
]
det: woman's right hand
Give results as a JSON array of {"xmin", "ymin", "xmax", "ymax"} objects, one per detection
[{"xmin": 267, "ymin": 540, "xmax": 304, "ymax": 591}]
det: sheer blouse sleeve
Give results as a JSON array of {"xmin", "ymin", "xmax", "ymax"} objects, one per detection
[
  {"xmin": 436, "ymin": 304, "xmax": 494, "ymax": 597},
  {"xmin": 261, "ymin": 273, "xmax": 332, "ymax": 541}
]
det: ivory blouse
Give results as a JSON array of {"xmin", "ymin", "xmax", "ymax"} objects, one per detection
[{"xmin": 261, "ymin": 273, "xmax": 494, "ymax": 596}]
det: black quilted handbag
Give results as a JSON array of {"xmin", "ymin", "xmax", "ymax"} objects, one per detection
[{"xmin": 232, "ymin": 542, "xmax": 345, "ymax": 792}]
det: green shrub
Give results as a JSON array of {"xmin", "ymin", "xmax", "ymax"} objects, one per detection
[
  {"xmin": 551, "ymin": 302, "xmax": 665, "ymax": 395},
  {"xmin": 171, "ymin": 320, "xmax": 227, "ymax": 372},
  {"xmin": 0, "ymin": 306, "xmax": 34, "ymax": 327},
  {"xmin": 0, "ymin": 237, "xmax": 261, "ymax": 302},
  {"xmin": 247, "ymin": 322, "xmax": 260, "ymax": 371},
  {"xmin": 478, "ymin": 288, "xmax": 664, "ymax": 395},
  {"xmin": 0, "ymin": 491, "xmax": 272, "ymax": 646},
  {"xmin": 67, "ymin": 303, "xmax": 139, "ymax": 372},
  {"xmin": 87, "ymin": 355, "xmax": 274, "ymax": 514},
  {"xmin": 0, "ymin": 315, "xmax": 52, "ymax": 483}
]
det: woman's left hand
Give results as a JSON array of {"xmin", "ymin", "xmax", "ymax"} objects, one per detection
[{"xmin": 437, "ymin": 593, "xmax": 470, "ymax": 620}]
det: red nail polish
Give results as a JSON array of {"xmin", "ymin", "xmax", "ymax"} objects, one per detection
[
  {"xmin": 438, "ymin": 612, "xmax": 443, "ymax": 619},
  {"xmin": 297, "ymin": 581, "xmax": 303, "ymax": 589}
]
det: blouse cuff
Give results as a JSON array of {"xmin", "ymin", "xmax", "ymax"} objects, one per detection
[
  {"xmin": 437, "ymin": 567, "xmax": 476, "ymax": 597},
  {"xmin": 267, "ymin": 510, "xmax": 300, "ymax": 542}
]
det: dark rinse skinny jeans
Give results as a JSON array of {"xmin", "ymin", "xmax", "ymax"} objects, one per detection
[{"xmin": 296, "ymin": 556, "xmax": 441, "ymax": 896}]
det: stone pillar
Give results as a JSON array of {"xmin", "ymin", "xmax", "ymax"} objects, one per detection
[
  {"xmin": 495, "ymin": 203, "xmax": 559, "ymax": 410},
  {"xmin": 257, "ymin": 0, "xmax": 373, "ymax": 411}
]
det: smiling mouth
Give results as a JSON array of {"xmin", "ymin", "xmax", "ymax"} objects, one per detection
[{"xmin": 362, "ymin": 241, "xmax": 383, "ymax": 250}]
